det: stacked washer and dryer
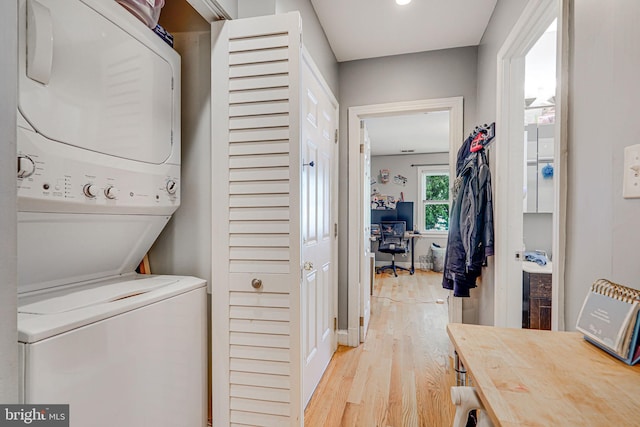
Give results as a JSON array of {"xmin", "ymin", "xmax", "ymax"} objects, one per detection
[{"xmin": 16, "ymin": 0, "xmax": 207, "ymax": 425}]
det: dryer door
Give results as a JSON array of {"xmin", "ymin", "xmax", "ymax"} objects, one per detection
[{"xmin": 18, "ymin": 0, "xmax": 177, "ymax": 164}]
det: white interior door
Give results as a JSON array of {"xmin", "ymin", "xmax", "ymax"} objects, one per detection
[
  {"xmin": 360, "ymin": 122, "xmax": 371, "ymax": 342},
  {"xmin": 301, "ymin": 50, "xmax": 338, "ymax": 407}
]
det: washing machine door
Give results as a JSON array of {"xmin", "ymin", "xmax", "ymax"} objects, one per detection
[{"xmin": 18, "ymin": 0, "xmax": 178, "ymax": 164}]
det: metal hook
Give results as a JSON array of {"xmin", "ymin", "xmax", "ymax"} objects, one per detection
[{"xmin": 303, "ymin": 160, "xmax": 315, "ymax": 167}]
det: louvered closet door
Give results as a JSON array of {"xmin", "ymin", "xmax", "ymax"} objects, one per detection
[{"xmin": 212, "ymin": 13, "xmax": 303, "ymax": 427}]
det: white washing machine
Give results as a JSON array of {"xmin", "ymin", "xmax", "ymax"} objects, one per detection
[{"xmin": 16, "ymin": 0, "xmax": 206, "ymax": 425}]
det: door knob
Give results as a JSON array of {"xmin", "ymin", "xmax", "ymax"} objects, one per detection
[{"xmin": 303, "ymin": 261, "xmax": 314, "ymax": 271}]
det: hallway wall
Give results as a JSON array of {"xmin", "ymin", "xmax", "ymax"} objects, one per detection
[{"xmin": 565, "ymin": 0, "xmax": 640, "ymax": 325}]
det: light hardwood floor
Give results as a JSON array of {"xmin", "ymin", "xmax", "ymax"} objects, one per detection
[{"xmin": 304, "ymin": 270, "xmax": 456, "ymax": 426}]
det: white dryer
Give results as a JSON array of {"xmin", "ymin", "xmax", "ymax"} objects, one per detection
[{"xmin": 16, "ymin": 0, "xmax": 206, "ymax": 425}]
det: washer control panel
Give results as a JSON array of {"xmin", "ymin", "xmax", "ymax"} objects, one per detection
[{"xmin": 17, "ymin": 128, "xmax": 180, "ymax": 215}]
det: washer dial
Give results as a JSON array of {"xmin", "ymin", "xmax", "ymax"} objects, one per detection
[
  {"xmin": 17, "ymin": 155, "xmax": 36, "ymax": 178},
  {"xmin": 166, "ymin": 180, "xmax": 177, "ymax": 195},
  {"xmin": 83, "ymin": 184, "xmax": 98, "ymax": 198}
]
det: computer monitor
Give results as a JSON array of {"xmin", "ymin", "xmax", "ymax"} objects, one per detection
[
  {"xmin": 396, "ymin": 202, "xmax": 414, "ymax": 232},
  {"xmin": 371, "ymin": 209, "xmax": 397, "ymax": 226}
]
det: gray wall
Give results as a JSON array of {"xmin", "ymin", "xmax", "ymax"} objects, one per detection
[
  {"xmin": 238, "ymin": 0, "xmax": 275, "ymax": 18},
  {"xmin": 565, "ymin": 0, "xmax": 640, "ymax": 326},
  {"xmin": 524, "ymin": 213, "xmax": 552, "ymax": 258},
  {"xmin": 371, "ymin": 153, "xmax": 449, "ymax": 215},
  {"xmin": 275, "ymin": 0, "xmax": 338, "ymax": 95},
  {"xmin": 0, "ymin": 0, "xmax": 18, "ymax": 403},
  {"xmin": 150, "ymin": 31, "xmax": 212, "ymax": 288},
  {"xmin": 338, "ymin": 46, "xmax": 479, "ymax": 328}
]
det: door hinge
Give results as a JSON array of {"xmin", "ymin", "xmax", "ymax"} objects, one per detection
[
  {"xmin": 334, "ymin": 223, "xmax": 338, "ymax": 238},
  {"xmin": 335, "ymin": 129, "xmax": 338, "ymax": 144},
  {"xmin": 333, "ymin": 317, "xmax": 337, "ymax": 331},
  {"xmin": 359, "ymin": 316, "xmax": 364, "ymax": 327},
  {"xmin": 360, "ymin": 143, "xmax": 365, "ymax": 154}
]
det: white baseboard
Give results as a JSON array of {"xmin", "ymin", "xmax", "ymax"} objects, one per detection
[{"xmin": 337, "ymin": 329, "xmax": 349, "ymax": 346}]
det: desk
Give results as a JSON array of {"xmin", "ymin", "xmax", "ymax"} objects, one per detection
[
  {"xmin": 406, "ymin": 233, "xmax": 425, "ymax": 274},
  {"xmin": 447, "ymin": 323, "xmax": 640, "ymax": 427}
]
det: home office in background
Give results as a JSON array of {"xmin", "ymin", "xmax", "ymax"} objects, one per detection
[{"xmin": 366, "ymin": 111, "xmax": 450, "ymax": 274}]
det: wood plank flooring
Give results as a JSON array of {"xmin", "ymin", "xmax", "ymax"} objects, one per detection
[{"xmin": 304, "ymin": 270, "xmax": 456, "ymax": 426}]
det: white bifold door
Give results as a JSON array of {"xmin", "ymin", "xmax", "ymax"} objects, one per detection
[{"xmin": 211, "ymin": 12, "xmax": 338, "ymax": 427}]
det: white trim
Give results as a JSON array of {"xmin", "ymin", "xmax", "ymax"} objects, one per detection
[
  {"xmin": 187, "ymin": 0, "xmax": 232, "ymax": 21},
  {"xmin": 210, "ymin": 19, "xmax": 230, "ymax": 426},
  {"xmin": 494, "ymin": 0, "xmax": 567, "ymax": 329},
  {"xmin": 337, "ymin": 329, "xmax": 349, "ymax": 346},
  {"xmin": 348, "ymin": 97, "xmax": 464, "ymax": 346},
  {"xmin": 552, "ymin": 0, "xmax": 569, "ymax": 332}
]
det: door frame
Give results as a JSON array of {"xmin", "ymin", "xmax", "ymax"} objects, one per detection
[
  {"xmin": 347, "ymin": 97, "xmax": 464, "ymax": 347},
  {"xmin": 494, "ymin": 0, "xmax": 569, "ymax": 330}
]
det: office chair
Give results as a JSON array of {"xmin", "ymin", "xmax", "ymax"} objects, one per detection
[{"xmin": 376, "ymin": 221, "xmax": 411, "ymax": 277}]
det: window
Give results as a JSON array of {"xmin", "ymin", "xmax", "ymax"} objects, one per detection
[{"xmin": 417, "ymin": 166, "xmax": 450, "ymax": 232}]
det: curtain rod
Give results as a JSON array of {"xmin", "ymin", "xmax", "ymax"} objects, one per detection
[
  {"xmin": 373, "ymin": 151, "xmax": 448, "ymax": 158},
  {"xmin": 410, "ymin": 163, "xmax": 449, "ymax": 167}
]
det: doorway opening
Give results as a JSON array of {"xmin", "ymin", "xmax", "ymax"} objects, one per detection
[
  {"xmin": 494, "ymin": 0, "xmax": 568, "ymax": 330},
  {"xmin": 347, "ymin": 97, "xmax": 464, "ymax": 346}
]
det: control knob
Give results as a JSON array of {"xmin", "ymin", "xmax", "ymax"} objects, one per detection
[
  {"xmin": 104, "ymin": 186, "xmax": 118, "ymax": 199},
  {"xmin": 83, "ymin": 183, "xmax": 98, "ymax": 198},
  {"xmin": 166, "ymin": 180, "xmax": 177, "ymax": 195},
  {"xmin": 17, "ymin": 155, "xmax": 36, "ymax": 178}
]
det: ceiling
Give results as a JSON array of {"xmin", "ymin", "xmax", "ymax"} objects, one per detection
[
  {"xmin": 309, "ymin": 1, "xmax": 497, "ymax": 156},
  {"xmin": 310, "ymin": 0, "xmax": 498, "ymax": 62},
  {"xmin": 365, "ymin": 111, "xmax": 449, "ymax": 156}
]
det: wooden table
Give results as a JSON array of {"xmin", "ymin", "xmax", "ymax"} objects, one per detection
[{"xmin": 447, "ymin": 323, "xmax": 640, "ymax": 427}]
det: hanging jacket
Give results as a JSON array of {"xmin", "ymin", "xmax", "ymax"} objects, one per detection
[{"xmin": 442, "ymin": 141, "xmax": 494, "ymax": 297}]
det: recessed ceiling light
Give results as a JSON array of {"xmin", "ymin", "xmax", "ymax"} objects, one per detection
[{"xmin": 396, "ymin": 0, "xmax": 412, "ymax": 5}]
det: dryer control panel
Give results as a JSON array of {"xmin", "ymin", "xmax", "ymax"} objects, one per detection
[{"xmin": 17, "ymin": 127, "xmax": 180, "ymax": 216}]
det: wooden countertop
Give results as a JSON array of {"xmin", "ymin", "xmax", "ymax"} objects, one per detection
[{"xmin": 447, "ymin": 323, "xmax": 640, "ymax": 427}]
